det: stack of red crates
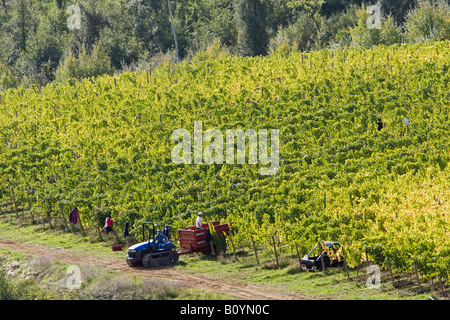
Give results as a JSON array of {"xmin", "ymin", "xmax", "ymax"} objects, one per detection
[{"xmin": 178, "ymin": 220, "xmax": 229, "ymax": 254}]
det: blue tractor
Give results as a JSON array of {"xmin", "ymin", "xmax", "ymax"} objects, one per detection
[{"xmin": 126, "ymin": 222, "xmax": 179, "ymax": 268}]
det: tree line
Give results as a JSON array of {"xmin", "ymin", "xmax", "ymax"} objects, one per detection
[{"xmin": 0, "ymin": 0, "xmax": 449, "ymax": 90}]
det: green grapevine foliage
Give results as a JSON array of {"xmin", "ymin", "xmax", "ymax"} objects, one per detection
[{"xmin": 0, "ymin": 42, "xmax": 449, "ymax": 283}]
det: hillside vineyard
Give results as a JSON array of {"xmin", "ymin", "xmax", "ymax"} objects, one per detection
[{"xmin": 0, "ymin": 41, "xmax": 449, "ymax": 283}]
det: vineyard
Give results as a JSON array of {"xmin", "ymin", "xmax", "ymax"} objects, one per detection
[{"xmin": 0, "ymin": 40, "xmax": 449, "ymax": 292}]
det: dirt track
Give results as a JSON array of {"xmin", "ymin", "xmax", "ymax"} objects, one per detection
[{"xmin": 0, "ymin": 237, "xmax": 309, "ymax": 300}]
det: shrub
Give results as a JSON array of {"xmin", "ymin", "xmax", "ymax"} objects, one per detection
[
  {"xmin": 0, "ymin": 63, "xmax": 18, "ymax": 91},
  {"xmin": 269, "ymin": 12, "xmax": 317, "ymax": 53},
  {"xmin": 0, "ymin": 257, "xmax": 15, "ymax": 300},
  {"xmin": 54, "ymin": 44, "xmax": 114, "ymax": 82},
  {"xmin": 349, "ymin": 5, "xmax": 403, "ymax": 48},
  {"xmin": 84, "ymin": 274, "xmax": 181, "ymax": 300},
  {"xmin": 190, "ymin": 39, "xmax": 231, "ymax": 63},
  {"xmin": 404, "ymin": 0, "xmax": 450, "ymax": 43}
]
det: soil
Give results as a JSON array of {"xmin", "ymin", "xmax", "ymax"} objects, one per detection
[{"xmin": 0, "ymin": 237, "xmax": 310, "ymax": 300}]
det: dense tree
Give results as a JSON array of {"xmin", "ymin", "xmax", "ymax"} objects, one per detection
[
  {"xmin": 127, "ymin": 0, "xmax": 171, "ymax": 53},
  {"xmin": 0, "ymin": 0, "xmax": 448, "ymax": 89},
  {"xmin": 5, "ymin": 0, "xmax": 32, "ymax": 53},
  {"xmin": 379, "ymin": 0, "xmax": 418, "ymax": 24},
  {"xmin": 234, "ymin": 0, "xmax": 269, "ymax": 56}
]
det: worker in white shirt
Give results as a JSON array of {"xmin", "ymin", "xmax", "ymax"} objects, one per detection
[
  {"xmin": 196, "ymin": 212, "xmax": 203, "ymax": 229},
  {"xmin": 403, "ymin": 117, "xmax": 410, "ymax": 134}
]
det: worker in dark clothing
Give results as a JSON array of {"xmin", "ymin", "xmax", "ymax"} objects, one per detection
[
  {"xmin": 124, "ymin": 222, "xmax": 130, "ymax": 238},
  {"xmin": 377, "ymin": 118, "xmax": 384, "ymax": 131}
]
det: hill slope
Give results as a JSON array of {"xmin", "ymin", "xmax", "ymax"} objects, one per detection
[{"xmin": 0, "ymin": 42, "xmax": 449, "ymax": 283}]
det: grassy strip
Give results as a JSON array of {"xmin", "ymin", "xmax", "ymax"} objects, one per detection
[
  {"xmin": 0, "ymin": 213, "xmax": 127, "ymax": 259},
  {"xmin": 0, "ymin": 249, "xmax": 231, "ymax": 300},
  {"xmin": 0, "ymin": 212, "xmax": 435, "ymax": 300},
  {"xmin": 175, "ymin": 251, "xmax": 431, "ymax": 300}
]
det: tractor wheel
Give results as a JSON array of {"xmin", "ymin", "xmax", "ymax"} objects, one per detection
[
  {"xmin": 142, "ymin": 254, "xmax": 157, "ymax": 268},
  {"xmin": 127, "ymin": 260, "xmax": 138, "ymax": 267},
  {"xmin": 168, "ymin": 252, "xmax": 179, "ymax": 264}
]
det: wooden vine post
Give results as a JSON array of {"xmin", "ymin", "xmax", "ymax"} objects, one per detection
[
  {"xmin": 59, "ymin": 203, "xmax": 71, "ymax": 233},
  {"xmin": 228, "ymin": 233, "xmax": 237, "ymax": 260},
  {"xmin": 77, "ymin": 213, "xmax": 86, "ymax": 237},
  {"xmin": 343, "ymin": 252, "xmax": 350, "ymax": 280},
  {"xmin": 386, "ymin": 254, "xmax": 396, "ymax": 288},
  {"xmin": 26, "ymin": 189, "xmax": 35, "ymax": 224},
  {"xmin": 10, "ymin": 186, "xmax": 18, "ymax": 219},
  {"xmin": 91, "ymin": 208, "xmax": 104, "ymax": 242},
  {"xmin": 295, "ymin": 243, "xmax": 302, "ymax": 270},
  {"xmin": 250, "ymin": 235, "xmax": 259, "ymax": 265},
  {"xmin": 272, "ymin": 235, "xmax": 279, "ymax": 268},
  {"xmin": 414, "ymin": 262, "xmax": 421, "ymax": 292}
]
